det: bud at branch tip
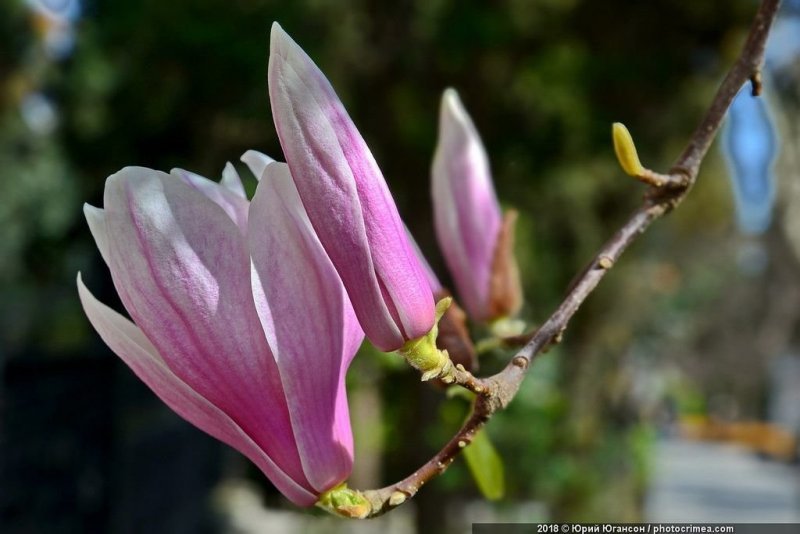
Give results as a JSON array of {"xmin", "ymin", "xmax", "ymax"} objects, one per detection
[
  {"xmin": 611, "ymin": 123, "xmax": 676, "ymax": 187},
  {"xmin": 612, "ymin": 122, "xmax": 645, "ymax": 177}
]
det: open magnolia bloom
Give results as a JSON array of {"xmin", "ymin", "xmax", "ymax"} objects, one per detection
[
  {"xmin": 78, "ymin": 156, "xmax": 363, "ymax": 506},
  {"xmin": 432, "ymin": 89, "xmax": 522, "ymax": 324},
  {"xmin": 268, "ymin": 23, "xmax": 436, "ymax": 354}
]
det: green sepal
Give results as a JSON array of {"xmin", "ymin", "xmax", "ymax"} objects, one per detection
[{"xmin": 397, "ymin": 297, "xmax": 454, "ymax": 381}]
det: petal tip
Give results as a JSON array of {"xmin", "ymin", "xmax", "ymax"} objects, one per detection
[
  {"xmin": 83, "ymin": 203, "xmax": 110, "ymax": 264},
  {"xmin": 441, "ymin": 88, "xmax": 468, "ymax": 126},
  {"xmin": 241, "ymin": 150, "xmax": 277, "ymax": 181},
  {"xmin": 269, "ymin": 23, "xmax": 312, "ymax": 73},
  {"xmin": 105, "ymin": 166, "xmax": 162, "ymax": 198},
  {"xmin": 270, "ymin": 22, "xmax": 290, "ymax": 55},
  {"xmin": 76, "ymin": 271, "xmax": 94, "ymax": 304},
  {"xmin": 442, "ymin": 87, "xmax": 460, "ymax": 107},
  {"xmin": 82, "ymin": 202, "xmax": 103, "ymax": 217}
]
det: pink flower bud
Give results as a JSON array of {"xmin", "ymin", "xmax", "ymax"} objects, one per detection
[
  {"xmin": 268, "ymin": 24, "xmax": 435, "ymax": 351},
  {"xmin": 432, "ymin": 89, "xmax": 521, "ymax": 322}
]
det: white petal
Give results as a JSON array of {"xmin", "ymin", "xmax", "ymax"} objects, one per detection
[
  {"xmin": 241, "ymin": 150, "xmax": 276, "ymax": 181},
  {"xmin": 221, "ymin": 162, "xmax": 247, "ymax": 198},
  {"xmin": 84, "ymin": 203, "xmax": 110, "ymax": 266}
]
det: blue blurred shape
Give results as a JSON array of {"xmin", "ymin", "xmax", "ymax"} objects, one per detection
[
  {"xmin": 25, "ymin": 0, "xmax": 82, "ymax": 59},
  {"xmin": 20, "ymin": 92, "xmax": 58, "ymax": 135},
  {"xmin": 721, "ymin": 86, "xmax": 777, "ymax": 235},
  {"xmin": 26, "ymin": 0, "xmax": 81, "ymax": 21},
  {"xmin": 765, "ymin": 16, "xmax": 800, "ymax": 69}
]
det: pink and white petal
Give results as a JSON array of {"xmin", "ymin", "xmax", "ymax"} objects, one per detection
[
  {"xmin": 241, "ymin": 150, "xmax": 276, "ymax": 181},
  {"xmin": 102, "ymin": 167, "xmax": 306, "ymax": 487},
  {"xmin": 248, "ymin": 162, "xmax": 362, "ymax": 493},
  {"xmin": 269, "ymin": 24, "xmax": 433, "ymax": 350},
  {"xmin": 221, "ymin": 162, "xmax": 247, "ymax": 199},
  {"xmin": 171, "ymin": 168, "xmax": 249, "ymax": 231},
  {"xmin": 77, "ymin": 274, "xmax": 317, "ymax": 506},
  {"xmin": 443, "ymin": 91, "xmax": 501, "ymax": 303},
  {"xmin": 432, "ymin": 89, "xmax": 502, "ymax": 321},
  {"xmin": 431, "ymin": 160, "xmax": 476, "ymax": 312},
  {"xmin": 84, "ymin": 203, "xmax": 111, "ymax": 266}
]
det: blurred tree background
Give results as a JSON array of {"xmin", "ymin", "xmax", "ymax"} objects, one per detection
[{"xmin": 2, "ymin": 0, "xmax": 799, "ymax": 532}]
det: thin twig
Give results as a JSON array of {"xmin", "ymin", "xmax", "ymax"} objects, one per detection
[{"xmin": 356, "ymin": 0, "xmax": 781, "ymax": 517}]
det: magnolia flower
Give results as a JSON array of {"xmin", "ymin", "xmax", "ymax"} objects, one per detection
[
  {"xmin": 432, "ymin": 89, "xmax": 522, "ymax": 323},
  {"xmin": 268, "ymin": 23, "xmax": 435, "ymax": 353},
  {"xmin": 78, "ymin": 156, "xmax": 363, "ymax": 506}
]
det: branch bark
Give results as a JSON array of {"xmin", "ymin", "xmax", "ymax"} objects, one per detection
[{"xmin": 357, "ymin": 0, "xmax": 782, "ymax": 517}]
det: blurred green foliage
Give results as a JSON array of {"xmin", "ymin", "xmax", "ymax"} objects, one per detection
[{"xmin": 1, "ymin": 0, "xmax": 764, "ymax": 528}]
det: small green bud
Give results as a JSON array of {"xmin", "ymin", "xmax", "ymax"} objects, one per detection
[
  {"xmin": 317, "ymin": 484, "xmax": 371, "ymax": 519},
  {"xmin": 612, "ymin": 122, "xmax": 645, "ymax": 177},
  {"xmin": 488, "ymin": 316, "xmax": 526, "ymax": 338}
]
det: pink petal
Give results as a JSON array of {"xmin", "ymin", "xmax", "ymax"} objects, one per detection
[
  {"xmin": 248, "ymin": 162, "xmax": 362, "ymax": 493},
  {"xmin": 269, "ymin": 24, "xmax": 434, "ymax": 351},
  {"xmin": 102, "ymin": 166, "xmax": 307, "ymax": 490},
  {"xmin": 432, "ymin": 89, "xmax": 502, "ymax": 321},
  {"xmin": 77, "ymin": 274, "xmax": 317, "ymax": 506},
  {"xmin": 170, "ymin": 167, "xmax": 250, "ymax": 231}
]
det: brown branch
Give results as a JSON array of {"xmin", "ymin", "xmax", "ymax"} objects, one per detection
[
  {"xmin": 354, "ymin": 0, "xmax": 782, "ymax": 518},
  {"xmin": 361, "ymin": 399, "xmax": 493, "ymax": 515},
  {"xmin": 671, "ymin": 0, "xmax": 776, "ymax": 180}
]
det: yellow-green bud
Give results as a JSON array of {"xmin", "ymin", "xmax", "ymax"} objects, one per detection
[
  {"xmin": 316, "ymin": 484, "xmax": 371, "ymax": 519},
  {"xmin": 488, "ymin": 316, "xmax": 526, "ymax": 338},
  {"xmin": 612, "ymin": 122, "xmax": 645, "ymax": 177}
]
